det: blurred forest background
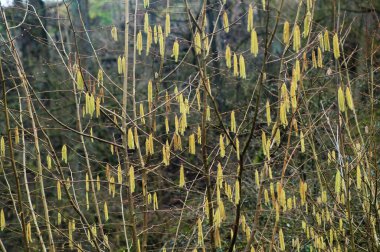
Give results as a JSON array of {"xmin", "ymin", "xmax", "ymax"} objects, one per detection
[{"xmin": 0, "ymin": 0, "xmax": 379, "ymax": 251}]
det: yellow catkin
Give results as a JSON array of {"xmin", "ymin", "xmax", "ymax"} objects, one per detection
[
  {"xmin": 179, "ymin": 164, "xmax": 185, "ymax": 187},
  {"xmin": 137, "ymin": 31, "xmax": 143, "ymax": 55},
  {"xmin": 217, "ymin": 162, "xmax": 223, "ymax": 188},
  {"xmin": 223, "ymin": 11, "xmax": 229, "ymax": 33},
  {"xmin": 345, "ymin": 86, "xmax": 354, "ymax": 110},
  {"xmin": 356, "ymin": 165, "xmax": 361, "ymax": 189},
  {"xmin": 111, "ymin": 26, "xmax": 117, "ymax": 41},
  {"xmin": 128, "ymin": 128, "xmax": 135, "ymax": 149},
  {"xmin": 148, "ymin": 80, "xmax": 153, "ymax": 105},
  {"xmin": 324, "ymin": 30, "xmax": 330, "ymax": 51},
  {"xmin": 300, "ymin": 131, "xmax": 305, "ymax": 153},
  {"xmin": 219, "ymin": 134, "xmax": 225, "ymax": 158},
  {"xmin": 57, "ymin": 181, "xmax": 61, "ymax": 201},
  {"xmin": 283, "ymin": 21, "xmax": 290, "ymax": 45},
  {"xmin": 302, "ymin": 52, "xmax": 309, "ymax": 71},
  {"xmin": 117, "ymin": 164, "xmax": 122, "ymax": 184},
  {"xmin": 57, "ymin": 212, "xmax": 61, "ymax": 226},
  {"xmin": 317, "ymin": 47, "xmax": 323, "ymax": 68},
  {"xmin": 225, "ymin": 44, "xmax": 231, "ymax": 68},
  {"xmin": 280, "ymin": 101, "xmax": 288, "ymax": 127},
  {"xmin": 247, "ymin": 4, "xmax": 254, "ymax": 32},
  {"xmin": 261, "ymin": 130, "xmax": 267, "ymax": 156},
  {"xmin": 146, "ymin": 26, "xmax": 152, "ymax": 55},
  {"xmin": 231, "ymin": 111, "xmax": 236, "ymax": 133},
  {"xmin": 251, "ymin": 28, "xmax": 258, "ymax": 57},
  {"xmin": 266, "ymin": 100, "xmax": 271, "ymax": 126},
  {"xmin": 333, "ymin": 33, "xmax": 340, "ymax": 59},
  {"xmin": 27, "ymin": 222, "xmax": 32, "ymax": 243},
  {"xmin": 153, "ymin": 192, "xmax": 158, "ymax": 210},
  {"xmin": 279, "ymin": 228, "xmax": 285, "ymax": 251},
  {"xmin": 239, "ymin": 54, "xmax": 246, "ymax": 79},
  {"xmin": 290, "ymin": 78, "xmax": 297, "ymax": 109},
  {"xmin": 194, "ymin": 32, "xmax": 202, "ymax": 55},
  {"xmin": 143, "ymin": 0, "xmax": 149, "ymax": 8},
  {"xmin": 139, "ymin": 104, "xmax": 145, "ymax": 125},
  {"xmin": 338, "ymin": 86, "xmax": 345, "ymax": 112},
  {"xmin": 95, "ymin": 97, "xmax": 101, "ymax": 118},
  {"xmin": 1, "ymin": 209, "xmax": 6, "ymax": 231},
  {"xmin": 96, "ymin": 175, "xmax": 100, "ymax": 191},
  {"xmin": 335, "ymin": 170, "xmax": 341, "ymax": 195},
  {"xmin": 144, "ymin": 12, "xmax": 149, "ymax": 33},
  {"xmin": 255, "ymin": 170, "xmax": 260, "ymax": 187},
  {"xmin": 319, "ymin": 33, "xmax": 325, "ymax": 52},
  {"xmin": 47, "ymin": 155, "xmax": 52, "ymax": 170},
  {"xmin": 172, "ymin": 39, "xmax": 179, "ymax": 62},
  {"xmin": 233, "ymin": 53, "xmax": 239, "ymax": 76},
  {"xmin": 189, "ymin": 134, "xmax": 196, "ymax": 155},
  {"xmin": 235, "ymin": 137, "xmax": 240, "ymax": 160},
  {"xmin": 62, "ymin": 144, "xmax": 67, "ymax": 163},
  {"xmin": 197, "ymin": 218, "xmax": 204, "ymax": 245},
  {"xmin": 117, "ymin": 56, "xmax": 122, "ymax": 74},
  {"xmin": 104, "ymin": 202, "xmax": 109, "ymax": 221},
  {"xmin": 303, "ymin": 11, "xmax": 311, "ymax": 38},
  {"xmin": 76, "ymin": 69, "xmax": 84, "ymax": 91},
  {"xmin": 129, "ymin": 166, "xmax": 135, "ymax": 193},
  {"xmin": 165, "ymin": 13, "xmax": 171, "ymax": 37},
  {"xmin": 235, "ymin": 180, "xmax": 240, "ymax": 205},
  {"xmin": 312, "ymin": 50, "xmax": 317, "ymax": 68},
  {"xmin": 158, "ymin": 25, "xmax": 164, "ymax": 57},
  {"xmin": 153, "ymin": 25, "xmax": 158, "ymax": 44},
  {"xmin": 293, "ymin": 24, "xmax": 301, "ymax": 52}
]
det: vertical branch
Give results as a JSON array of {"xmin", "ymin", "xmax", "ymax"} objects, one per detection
[
  {"xmin": 122, "ymin": 0, "xmax": 139, "ymax": 250},
  {"xmin": 0, "ymin": 57, "xmax": 29, "ymax": 252}
]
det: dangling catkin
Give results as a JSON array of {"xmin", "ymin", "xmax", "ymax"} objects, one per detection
[
  {"xmin": 179, "ymin": 164, "xmax": 185, "ymax": 188},
  {"xmin": 172, "ymin": 39, "xmax": 179, "ymax": 62},
  {"xmin": 144, "ymin": 12, "xmax": 149, "ymax": 33},
  {"xmin": 189, "ymin": 134, "xmax": 195, "ymax": 155},
  {"xmin": 266, "ymin": 100, "xmax": 271, "ymax": 125},
  {"xmin": 300, "ymin": 131, "xmax": 305, "ymax": 153},
  {"xmin": 231, "ymin": 111, "xmax": 236, "ymax": 133},
  {"xmin": 283, "ymin": 21, "xmax": 290, "ymax": 45},
  {"xmin": 239, "ymin": 54, "xmax": 246, "ymax": 79},
  {"xmin": 247, "ymin": 4, "xmax": 254, "ymax": 32},
  {"xmin": 303, "ymin": 12, "xmax": 311, "ymax": 38},
  {"xmin": 104, "ymin": 202, "xmax": 109, "ymax": 221},
  {"xmin": 345, "ymin": 86, "xmax": 354, "ymax": 110},
  {"xmin": 324, "ymin": 30, "xmax": 330, "ymax": 51},
  {"xmin": 223, "ymin": 11, "xmax": 229, "ymax": 33},
  {"xmin": 219, "ymin": 134, "xmax": 225, "ymax": 158},
  {"xmin": 62, "ymin": 144, "xmax": 67, "ymax": 163},
  {"xmin": 235, "ymin": 180, "xmax": 240, "ymax": 205},
  {"xmin": 129, "ymin": 166, "xmax": 135, "ymax": 193},
  {"xmin": 0, "ymin": 209, "xmax": 6, "ymax": 231},
  {"xmin": 137, "ymin": 31, "xmax": 143, "ymax": 55},
  {"xmin": 76, "ymin": 69, "xmax": 84, "ymax": 91},
  {"xmin": 165, "ymin": 12, "xmax": 171, "ymax": 37},
  {"xmin": 338, "ymin": 86, "xmax": 345, "ymax": 112},
  {"xmin": 225, "ymin": 44, "xmax": 232, "ymax": 68},
  {"xmin": 143, "ymin": 0, "xmax": 149, "ymax": 8},
  {"xmin": 158, "ymin": 25, "xmax": 164, "ymax": 56},
  {"xmin": 111, "ymin": 26, "xmax": 117, "ymax": 41},
  {"xmin": 293, "ymin": 24, "xmax": 301, "ymax": 52},
  {"xmin": 317, "ymin": 47, "xmax": 323, "ymax": 68},
  {"xmin": 194, "ymin": 32, "xmax": 201, "ymax": 55},
  {"xmin": 233, "ymin": 53, "xmax": 239, "ymax": 76},
  {"xmin": 251, "ymin": 28, "xmax": 258, "ymax": 57},
  {"xmin": 333, "ymin": 33, "xmax": 340, "ymax": 59},
  {"xmin": 128, "ymin": 128, "xmax": 135, "ymax": 149}
]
